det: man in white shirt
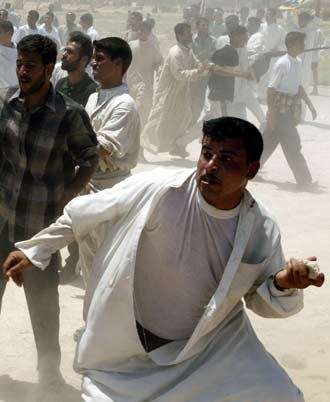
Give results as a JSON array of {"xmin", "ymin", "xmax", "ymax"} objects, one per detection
[
  {"xmin": 15, "ymin": 10, "xmax": 44, "ymax": 44},
  {"xmin": 80, "ymin": 13, "xmax": 100, "ymax": 43},
  {"xmin": 39, "ymin": 11, "xmax": 61, "ymax": 50},
  {"xmin": 3, "ymin": 117, "xmax": 324, "ymax": 402},
  {"xmin": 0, "ymin": 7, "xmax": 16, "ymax": 40},
  {"xmin": 262, "ymin": 31, "xmax": 317, "ymax": 188},
  {"xmin": 128, "ymin": 19, "xmax": 163, "ymax": 128},
  {"xmin": 58, "ymin": 11, "xmax": 80, "ymax": 47},
  {"xmin": 124, "ymin": 11, "xmax": 143, "ymax": 42},
  {"xmin": 258, "ymin": 8, "xmax": 286, "ymax": 100},
  {"xmin": 0, "ymin": 20, "xmax": 17, "ymax": 89},
  {"xmin": 86, "ymin": 37, "xmax": 140, "ymax": 191}
]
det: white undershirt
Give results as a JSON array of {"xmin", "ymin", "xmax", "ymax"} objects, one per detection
[{"xmin": 134, "ymin": 175, "xmax": 240, "ymax": 340}]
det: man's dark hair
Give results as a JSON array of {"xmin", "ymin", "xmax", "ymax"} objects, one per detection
[
  {"xmin": 174, "ymin": 22, "xmax": 190, "ymax": 41},
  {"xmin": 202, "ymin": 117, "xmax": 263, "ymax": 162},
  {"xmin": 93, "ymin": 37, "xmax": 132, "ymax": 75},
  {"xmin": 298, "ymin": 11, "xmax": 312, "ymax": 22},
  {"xmin": 229, "ymin": 25, "xmax": 247, "ymax": 40},
  {"xmin": 69, "ymin": 31, "xmax": 93, "ymax": 64},
  {"xmin": 28, "ymin": 10, "xmax": 39, "ymax": 21},
  {"xmin": 285, "ymin": 31, "xmax": 306, "ymax": 49},
  {"xmin": 80, "ymin": 13, "xmax": 93, "ymax": 26},
  {"xmin": 0, "ymin": 19, "xmax": 13, "ymax": 34},
  {"xmin": 17, "ymin": 34, "xmax": 57, "ymax": 65},
  {"xmin": 225, "ymin": 14, "xmax": 239, "ymax": 32}
]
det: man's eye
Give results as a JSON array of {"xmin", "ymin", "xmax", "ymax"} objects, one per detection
[{"xmin": 203, "ymin": 152, "xmax": 212, "ymax": 160}]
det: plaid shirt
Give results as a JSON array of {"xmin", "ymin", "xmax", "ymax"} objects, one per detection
[{"xmin": 0, "ymin": 86, "xmax": 99, "ymax": 242}]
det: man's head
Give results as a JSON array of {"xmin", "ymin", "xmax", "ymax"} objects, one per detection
[
  {"xmin": 247, "ymin": 17, "xmax": 261, "ymax": 36},
  {"xmin": 174, "ymin": 22, "xmax": 192, "ymax": 46},
  {"xmin": 138, "ymin": 20, "xmax": 152, "ymax": 41},
  {"xmin": 213, "ymin": 8, "xmax": 224, "ymax": 23},
  {"xmin": 265, "ymin": 8, "xmax": 277, "ymax": 24},
  {"xmin": 44, "ymin": 11, "xmax": 54, "ymax": 27},
  {"xmin": 66, "ymin": 12, "xmax": 76, "ymax": 26},
  {"xmin": 256, "ymin": 7, "xmax": 265, "ymax": 21},
  {"xmin": 61, "ymin": 31, "xmax": 93, "ymax": 72},
  {"xmin": 80, "ymin": 13, "xmax": 93, "ymax": 31},
  {"xmin": 27, "ymin": 10, "xmax": 39, "ymax": 28},
  {"xmin": 0, "ymin": 8, "xmax": 9, "ymax": 21},
  {"xmin": 285, "ymin": 31, "xmax": 305, "ymax": 56},
  {"xmin": 229, "ymin": 25, "xmax": 248, "ymax": 48},
  {"xmin": 196, "ymin": 17, "xmax": 210, "ymax": 36},
  {"xmin": 298, "ymin": 11, "xmax": 312, "ymax": 28},
  {"xmin": 129, "ymin": 11, "xmax": 143, "ymax": 31},
  {"xmin": 240, "ymin": 6, "xmax": 250, "ymax": 22},
  {"xmin": 91, "ymin": 37, "xmax": 132, "ymax": 88},
  {"xmin": 196, "ymin": 117, "xmax": 262, "ymax": 209},
  {"xmin": 205, "ymin": 8, "xmax": 214, "ymax": 21},
  {"xmin": 225, "ymin": 14, "xmax": 239, "ymax": 33},
  {"xmin": 0, "ymin": 20, "xmax": 13, "ymax": 45},
  {"xmin": 16, "ymin": 34, "xmax": 57, "ymax": 94}
]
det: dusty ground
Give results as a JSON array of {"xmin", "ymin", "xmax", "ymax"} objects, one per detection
[{"xmin": 1, "ymin": 5, "xmax": 330, "ymax": 402}]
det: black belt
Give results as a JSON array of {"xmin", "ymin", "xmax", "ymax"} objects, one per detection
[{"xmin": 136, "ymin": 321, "xmax": 172, "ymax": 352}]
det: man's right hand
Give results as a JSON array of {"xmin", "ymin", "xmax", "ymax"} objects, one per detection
[{"xmin": 2, "ymin": 251, "xmax": 33, "ymax": 287}]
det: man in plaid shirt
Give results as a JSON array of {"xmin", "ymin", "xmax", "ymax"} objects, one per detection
[{"xmin": 0, "ymin": 34, "xmax": 98, "ymax": 392}]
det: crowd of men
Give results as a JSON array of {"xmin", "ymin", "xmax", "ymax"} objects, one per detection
[{"xmin": 0, "ymin": 1, "xmax": 327, "ymax": 401}]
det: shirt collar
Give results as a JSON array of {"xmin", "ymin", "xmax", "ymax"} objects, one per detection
[{"xmin": 8, "ymin": 84, "xmax": 57, "ymax": 113}]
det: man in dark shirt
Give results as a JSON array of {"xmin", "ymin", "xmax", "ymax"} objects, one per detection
[
  {"xmin": 0, "ymin": 34, "xmax": 98, "ymax": 393},
  {"xmin": 56, "ymin": 31, "xmax": 98, "ymax": 106},
  {"xmin": 208, "ymin": 26, "xmax": 252, "ymax": 116}
]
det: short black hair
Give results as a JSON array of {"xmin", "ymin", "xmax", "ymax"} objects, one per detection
[
  {"xmin": 28, "ymin": 10, "xmax": 39, "ymax": 21},
  {"xmin": 202, "ymin": 117, "xmax": 263, "ymax": 162},
  {"xmin": 80, "ymin": 13, "xmax": 93, "ymax": 26},
  {"xmin": 69, "ymin": 31, "xmax": 93, "ymax": 64},
  {"xmin": 140, "ymin": 19, "xmax": 152, "ymax": 32},
  {"xmin": 17, "ymin": 34, "xmax": 57, "ymax": 65},
  {"xmin": 93, "ymin": 37, "xmax": 132, "ymax": 76},
  {"xmin": 174, "ymin": 22, "xmax": 190, "ymax": 41},
  {"xmin": 285, "ymin": 31, "xmax": 306, "ymax": 49},
  {"xmin": 0, "ymin": 19, "xmax": 13, "ymax": 34},
  {"xmin": 229, "ymin": 25, "xmax": 247, "ymax": 40}
]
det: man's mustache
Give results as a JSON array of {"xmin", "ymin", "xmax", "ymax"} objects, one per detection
[{"xmin": 200, "ymin": 174, "xmax": 222, "ymax": 184}]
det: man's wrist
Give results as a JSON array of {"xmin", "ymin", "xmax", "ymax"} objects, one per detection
[{"xmin": 274, "ymin": 271, "xmax": 287, "ymax": 292}]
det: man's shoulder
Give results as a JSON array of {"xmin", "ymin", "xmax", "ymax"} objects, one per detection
[
  {"xmin": 245, "ymin": 190, "xmax": 280, "ymax": 229},
  {"xmin": 0, "ymin": 86, "xmax": 18, "ymax": 105},
  {"xmin": 54, "ymin": 89, "xmax": 86, "ymax": 114}
]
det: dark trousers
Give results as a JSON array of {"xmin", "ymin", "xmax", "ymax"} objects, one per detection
[
  {"xmin": 262, "ymin": 113, "xmax": 312, "ymax": 185},
  {"xmin": 0, "ymin": 225, "xmax": 61, "ymax": 374}
]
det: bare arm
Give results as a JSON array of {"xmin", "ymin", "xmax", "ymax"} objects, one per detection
[{"xmin": 299, "ymin": 85, "xmax": 317, "ymax": 119}]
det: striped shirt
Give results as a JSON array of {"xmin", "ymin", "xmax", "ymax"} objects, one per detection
[{"xmin": 0, "ymin": 86, "xmax": 99, "ymax": 242}]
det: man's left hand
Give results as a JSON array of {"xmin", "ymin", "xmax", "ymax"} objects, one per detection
[{"xmin": 275, "ymin": 257, "xmax": 325, "ymax": 290}]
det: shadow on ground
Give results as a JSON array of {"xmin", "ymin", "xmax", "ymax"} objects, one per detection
[{"xmin": 0, "ymin": 375, "xmax": 80, "ymax": 402}]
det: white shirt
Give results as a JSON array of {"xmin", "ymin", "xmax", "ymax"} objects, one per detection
[
  {"xmin": 215, "ymin": 34, "xmax": 229, "ymax": 50},
  {"xmin": 15, "ymin": 25, "xmax": 45, "ymax": 43},
  {"xmin": 0, "ymin": 44, "xmax": 18, "ymax": 89},
  {"xmin": 259, "ymin": 22, "xmax": 285, "ymax": 51},
  {"xmin": 134, "ymin": 175, "xmax": 239, "ymax": 340},
  {"xmin": 39, "ymin": 24, "xmax": 61, "ymax": 48},
  {"xmin": 268, "ymin": 53, "xmax": 302, "ymax": 95},
  {"xmin": 85, "ymin": 83, "xmax": 140, "ymax": 183},
  {"xmin": 84, "ymin": 26, "xmax": 100, "ymax": 42}
]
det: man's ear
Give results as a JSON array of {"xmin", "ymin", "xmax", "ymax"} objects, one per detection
[
  {"xmin": 45, "ymin": 62, "xmax": 55, "ymax": 77},
  {"xmin": 246, "ymin": 161, "xmax": 260, "ymax": 180}
]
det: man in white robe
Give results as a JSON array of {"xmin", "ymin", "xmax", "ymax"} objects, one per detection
[
  {"xmin": 3, "ymin": 117, "xmax": 325, "ymax": 402},
  {"xmin": 142, "ymin": 22, "xmax": 210, "ymax": 158},
  {"xmin": 0, "ymin": 20, "xmax": 17, "ymax": 89},
  {"xmin": 15, "ymin": 9, "xmax": 45, "ymax": 44},
  {"xmin": 128, "ymin": 20, "xmax": 163, "ymax": 128}
]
